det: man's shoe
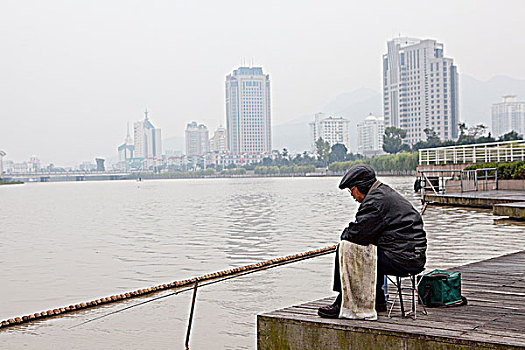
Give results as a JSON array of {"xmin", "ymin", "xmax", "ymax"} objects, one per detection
[
  {"xmin": 375, "ymin": 303, "xmax": 387, "ymax": 312},
  {"xmin": 317, "ymin": 304, "xmax": 340, "ymax": 318}
]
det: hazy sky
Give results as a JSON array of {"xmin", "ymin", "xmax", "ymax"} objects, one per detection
[{"xmin": 2, "ymin": 0, "xmax": 525, "ymax": 165}]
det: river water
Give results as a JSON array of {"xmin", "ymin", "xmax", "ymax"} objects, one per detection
[{"xmin": 0, "ymin": 177, "xmax": 523, "ymax": 349}]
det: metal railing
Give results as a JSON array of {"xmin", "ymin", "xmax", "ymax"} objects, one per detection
[
  {"xmin": 420, "ymin": 167, "xmax": 498, "ymax": 197},
  {"xmin": 460, "ymin": 168, "xmax": 498, "ymax": 193},
  {"xmin": 419, "ymin": 140, "xmax": 525, "ymax": 165},
  {"xmin": 420, "ymin": 170, "xmax": 461, "ymax": 196}
]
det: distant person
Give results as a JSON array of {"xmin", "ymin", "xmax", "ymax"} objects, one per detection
[{"xmin": 318, "ymin": 164, "xmax": 427, "ymax": 318}]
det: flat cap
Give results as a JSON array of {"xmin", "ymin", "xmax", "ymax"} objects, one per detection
[{"xmin": 338, "ymin": 164, "xmax": 376, "ymax": 191}]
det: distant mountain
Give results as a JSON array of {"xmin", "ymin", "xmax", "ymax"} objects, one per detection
[
  {"xmin": 322, "ymin": 88, "xmax": 381, "ymax": 115},
  {"xmin": 163, "ymin": 136, "xmax": 184, "ymax": 153},
  {"xmin": 273, "ymin": 88, "xmax": 382, "ymax": 153},
  {"xmin": 274, "ymin": 75, "xmax": 525, "ymax": 153},
  {"xmin": 460, "ymin": 75, "xmax": 525, "ymax": 131},
  {"xmin": 273, "ymin": 120, "xmax": 311, "ymax": 154}
]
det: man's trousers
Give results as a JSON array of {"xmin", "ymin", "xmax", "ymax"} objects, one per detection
[{"xmin": 332, "ymin": 244, "xmax": 423, "ymax": 306}]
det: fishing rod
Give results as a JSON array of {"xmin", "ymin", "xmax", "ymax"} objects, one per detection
[{"xmin": 69, "ymin": 247, "xmax": 336, "ymax": 329}]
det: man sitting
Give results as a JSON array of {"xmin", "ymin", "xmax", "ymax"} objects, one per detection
[{"xmin": 318, "ymin": 164, "xmax": 427, "ymax": 318}]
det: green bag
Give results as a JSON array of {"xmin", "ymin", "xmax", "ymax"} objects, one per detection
[{"xmin": 418, "ymin": 270, "xmax": 467, "ymax": 307}]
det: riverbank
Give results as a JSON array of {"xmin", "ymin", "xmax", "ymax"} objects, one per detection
[
  {"xmin": 0, "ymin": 180, "xmax": 23, "ymax": 185},
  {"xmin": 4, "ymin": 170, "xmax": 416, "ymax": 183},
  {"xmin": 137, "ymin": 171, "xmax": 415, "ymax": 180}
]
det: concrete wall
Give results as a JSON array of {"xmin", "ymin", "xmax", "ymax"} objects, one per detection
[
  {"xmin": 444, "ymin": 179, "xmax": 525, "ymax": 193},
  {"xmin": 493, "ymin": 203, "xmax": 525, "ymax": 219},
  {"xmin": 423, "ymin": 193, "xmax": 518, "ymax": 208},
  {"xmin": 499, "ymin": 179, "xmax": 525, "ymax": 190},
  {"xmin": 257, "ymin": 316, "xmax": 518, "ymax": 350}
]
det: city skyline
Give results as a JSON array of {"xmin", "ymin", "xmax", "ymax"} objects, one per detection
[
  {"xmin": 2, "ymin": 1, "xmax": 525, "ymax": 164},
  {"xmin": 5, "ymin": 74, "xmax": 525, "ymax": 169}
]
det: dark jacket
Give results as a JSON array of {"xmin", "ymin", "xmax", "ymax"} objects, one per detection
[{"xmin": 340, "ymin": 182, "xmax": 427, "ymax": 269}]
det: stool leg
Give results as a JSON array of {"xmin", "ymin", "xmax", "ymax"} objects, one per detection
[
  {"xmin": 416, "ymin": 275, "xmax": 428, "ymax": 316},
  {"xmin": 411, "ymin": 275, "xmax": 416, "ymax": 319},
  {"xmin": 417, "ymin": 289, "xmax": 428, "ymax": 316},
  {"xmin": 397, "ymin": 276, "xmax": 405, "ymax": 317},
  {"xmin": 387, "ymin": 276, "xmax": 397, "ymax": 318}
]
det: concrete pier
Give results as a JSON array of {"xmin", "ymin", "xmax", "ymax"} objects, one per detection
[
  {"xmin": 257, "ymin": 251, "xmax": 525, "ymax": 350},
  {"xmin": 423, "ymin": 190, "xmax": 525, "ymax": 219},
  {"xmin": 493, "ymin": 202, "xmax": 525, "ymax": 220},
  {"xmin": 424, "ymin": 190, "xmax": 525, "ymax": 208}
]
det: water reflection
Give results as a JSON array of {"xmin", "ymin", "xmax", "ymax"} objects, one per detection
[{"xmin": 225, "ymin": 191, "xmax": 278, "ymax": 265}]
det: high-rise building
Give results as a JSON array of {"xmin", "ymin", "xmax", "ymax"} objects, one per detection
[
  {"xmin": 357, "ymin": 114, "xmax": 385, "ymax": 156},
  {"xmin": 185, "ymin": 121, "xmax": 210, "ymax": 156},
  {"xmin": 225, "ymin": 66, "xmax": 271, "ymax": 153},
  {"xmin": 383, "ymin": 37, "xmax": 459, "ymax": 144},
  {"xmin": 210, "ymin": 126, "xmax": 226, "ymax": 152},
  {"xmin": 134, "ymin": 110, "xmax": 162, "ymax": 159},
  {"xmin": 309, "ymin": 112, "xmax": 351, "ymax": 151},
  {"xmin": 492, "ymin": 95, "xmax": 525, "ymax": 137}
]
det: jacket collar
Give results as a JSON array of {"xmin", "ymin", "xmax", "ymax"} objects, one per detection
[{"xmin": 368, "ymin": 180, "xmax": 382, "ymax": 194}]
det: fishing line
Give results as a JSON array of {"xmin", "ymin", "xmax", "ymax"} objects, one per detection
[{"xmin": 69, "ymin": 248, "xmax": 335, "ymax": 329}]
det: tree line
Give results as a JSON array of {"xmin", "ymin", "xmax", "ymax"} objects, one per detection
[
  {"xmin": 252, "ymin": 122, "xmax": 523, "ymax": 174},
  {"xmin": 328, "ymin": 152, "xmax": 418, "ymax": 173},
  {"xmin": 382, "ymin": 124, "xmax": 523, "ymax": 154},
  {"xmin": 159, "ymin": 122, "xmax": 523, "ymax": 175}
]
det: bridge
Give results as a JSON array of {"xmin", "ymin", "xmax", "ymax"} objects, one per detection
[{"xmin": 1, "ymin": 171, "xmax": 132, "ymax": 183}]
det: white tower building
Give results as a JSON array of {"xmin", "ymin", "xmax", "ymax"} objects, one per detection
[
  {"xmin": 383, "ymin": 37, "xmax": 459, "ymax": 144},
  {"xmin": 185, "ymin": 122, "xmax": 210, "ymax": 156},
  {"xmin": 357, "ymin": 114, "xmax": 385, "ymax": 157},
  {"xmin": 491, "ymin": 95, "xmax": 525, "ymax": 137},
  {"xmin": 133, "ymin": 109, "xmax": 162, "ymax": 158},
  {"xmin": 225, "ymin": 67, "xmax": 271, "ymax": 153},
  {"xmin": 309, "ymin": 113, "xmax": 351, "ymax": 151}
]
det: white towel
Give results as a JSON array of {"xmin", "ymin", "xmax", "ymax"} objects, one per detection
[{"xmin": 338, "ymin": 240, "xmax": 378, "ymax": 320}]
